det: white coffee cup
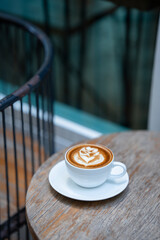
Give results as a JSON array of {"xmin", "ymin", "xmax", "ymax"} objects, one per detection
[{"xmin": 65, "ymin": 145, "xmax": 126, "ymax": 188}]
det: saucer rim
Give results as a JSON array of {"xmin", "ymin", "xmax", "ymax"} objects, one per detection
[{"xmin": 48, "ymin": 160, "xmax": 129, "ymax": 201}]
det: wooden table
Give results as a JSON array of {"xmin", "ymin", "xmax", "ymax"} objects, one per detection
[{"xmin": 26, "ymin": 131, "xmax": 160, "ymax": 240}]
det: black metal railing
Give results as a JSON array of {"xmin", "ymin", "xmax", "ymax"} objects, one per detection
[{"xmin": 0, "ymin": 12, "xmax": 54, "ymax": 239}]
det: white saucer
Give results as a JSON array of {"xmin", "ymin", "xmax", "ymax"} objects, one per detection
[{"xmin": 48, "ymin": 160, "xmax": 129, "ymax": 201}]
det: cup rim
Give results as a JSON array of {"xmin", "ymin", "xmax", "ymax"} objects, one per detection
[{"xmin": 65, "ymin": 143, "xmax": 114, "ymax": 171}]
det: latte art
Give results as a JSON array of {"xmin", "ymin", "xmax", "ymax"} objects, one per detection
[
  {"xmin": 75, "ymin": 147, "xmax": 104, "ymax": 166},
  {"xmin": 66, "ymin": 144, "xmax": 113, "ymax": 169},
  {"xmin": 80, "ymin": 147, "xmax": 99, "ymax": 162}
]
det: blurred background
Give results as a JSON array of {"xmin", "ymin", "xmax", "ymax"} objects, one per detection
[{"xmin": 0, "ymin": 0, "xmax": 159, "ymax": 133}]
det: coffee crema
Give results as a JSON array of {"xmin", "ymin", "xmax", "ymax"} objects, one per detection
[{"xmin": 66, "ymin": 144, "xmax": 113, "ymax": 169}]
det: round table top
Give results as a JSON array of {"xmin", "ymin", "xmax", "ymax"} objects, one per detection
[{"xmin": 26, "ymin": 131, "xmax": 160, "ymax": 240}]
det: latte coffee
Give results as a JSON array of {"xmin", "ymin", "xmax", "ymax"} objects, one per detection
[{"xmin": 66, "ymin": 144, "xmax": 113, "ymax": 169}]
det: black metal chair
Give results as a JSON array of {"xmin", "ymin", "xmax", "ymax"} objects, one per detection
[{"xmin": 0, "ymin": 12, "xmax": 54, "ymax": 239}]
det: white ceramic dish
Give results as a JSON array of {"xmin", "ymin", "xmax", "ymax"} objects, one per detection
[{"xmin": 48, "ymin": 160, "xmax": 129, "ymax": 201}]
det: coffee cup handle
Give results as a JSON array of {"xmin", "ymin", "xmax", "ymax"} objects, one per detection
[{"xmin": 109, "ymin": 161, "xmax": 126, "ymax": 181}]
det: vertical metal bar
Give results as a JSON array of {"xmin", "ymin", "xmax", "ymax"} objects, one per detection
[
  {"xmin": 13, "ymin": 26, "xmax": 19, "ymax": 79},
  {"xmin": 2, "ymin": 110, "xmax": 10, "ymax": 240},
  {"xmin": 36, "ymin": 90, "xmax": 41, "ymax": 166},
  {"xmin": 27, "ymin": 33, "xmax": 32, "ymax": 79},
  {"xmin": 47, "ymin": 72, "xmax": 54, "ymax": 155},
  {"xmin": 63, "ymin": 0, "xmax": 70, "ymax": 104},
  {"xmin": 11, "ymin": 105, "xmax": 20, "ymax": 240},
  {"xmin": 77, "ymin": 0, "xmax": 86, "ymax": 109},
  {"xmin": 28, "ymin": 33, "xmax": 34, "ymax": 78},
  {"xmin": 19, "ymin": 28, "xmax": 24, "ymax": 78},
  {"xmin": 42, "ymin": 0, "xmax": 50, "ymax": 36},
  {"xmin": 20, "ymin": 100, "xmax": 28, "ymax": 193},
  {"xmin": 136, "ymin": 13, "xmax": 143, "ymax": 65},
  {"xmin": 41, "ymin": 85, "xmax": 47, "ymax": 161},
  {"xmin": 49, "ymin": 69, "xmax": 55, "ymax": 154},
  {"xmin": 23, "ymin": 31, "xmax": 28, "ymax": 81},
  {"xmin": 123, "ymin": 8, "xmax": 131, "ymax": 127},
  {"xmin": 38, "ymin": 44, "xmax": 47, "ymax": 160},
  {"xmin": 20, "ymin": 99, "xmax": 29, "ymax": 240},
  {"xmin": 46, "ymin": 76, "xmax": 52, "ymax": 156},
  {"xmin": 28, "ymin": 93, "xmax": 35, "ymax": 175},
  {"xmin": 35, "ymin": 41, "xmax": 44, "ymax": 160}
]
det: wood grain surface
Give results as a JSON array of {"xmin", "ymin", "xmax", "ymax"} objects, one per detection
[{"xmin": 26, "ymin": 131, "xmax": 160, "ymax": 240}]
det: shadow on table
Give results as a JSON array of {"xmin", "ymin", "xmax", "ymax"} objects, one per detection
[{"xmin": 49, "ymin": 184, "xmax": 130, "ymax": 209}]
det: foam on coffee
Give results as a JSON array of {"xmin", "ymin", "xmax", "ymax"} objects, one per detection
[{"xmin": 66, "ymin": 144, "xmax": 113, "ymax": 169}]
